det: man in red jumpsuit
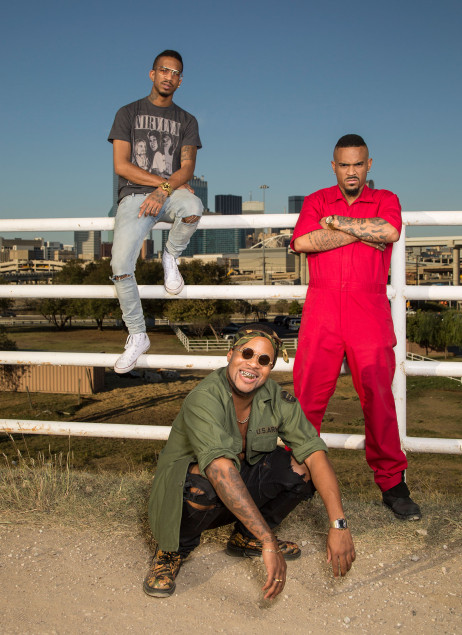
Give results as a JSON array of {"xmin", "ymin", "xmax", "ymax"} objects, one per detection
[{"xmin": 291, "ymin": 134, "xmax": 421, "ymax": 521}]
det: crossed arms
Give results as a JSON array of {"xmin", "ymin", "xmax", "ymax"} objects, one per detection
[
  {"xmin": 293, "ymin": 215, "xmax": 399, "ymax": 254},
  {"xmin": 205, "ymin": 450, "xmax": 355, "ymax": 600}
]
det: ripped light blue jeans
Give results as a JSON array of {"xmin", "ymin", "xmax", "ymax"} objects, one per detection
[{"xmin": 110, "ymin": 190, "xmax": 203, "ymax": 334}]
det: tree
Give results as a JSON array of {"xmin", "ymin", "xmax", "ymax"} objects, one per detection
[
  {"xmin": 407, "ymin": 310, "xmax": 441, "ymax": 355},
  {"xmin": 0, "ymin": 276, "xmax": 14, "ymax": 314},
  {"xmin": 73, "ymin": 260, "xmax": 120, "ymax": 330},
  {"xmin": 438, "ymin": 310, "xmax": 462, "ymax": 358},
  {"xmin": 164, "ymin": 299, "xmax": 219, "ymax": 324},
  {"xmin": 0, "ymin": 327, "xmax": 24, "ymax": 390},
  {"xmin": 289, "ymin": 300, "xmax": 302, "ymax": 315},
  {"xmin": 36, "ymin": 260, "xmax": 86, "ymax": 329},
  {"xmin": 180, "ymin": 260, "xmax": 230, "ymax": 286},
  {"xmin": 188, "ymin": 318, "xmax": 210, "ymax": 337},
  {"xmin": 252, "ymin": 300, "xmax": 270, "ymax": 320},
  {"xmin": 134, "ymin": 259, "xmax": 166, "ymax": 322},
  {"xmin": 274, "ymin": 299, "xmax": 289, "ymax": 314},
  {"xmin": 234, "ymin": 300, "xmax": 252, "ymax": 322}
]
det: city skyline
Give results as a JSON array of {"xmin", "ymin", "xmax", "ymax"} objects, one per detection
[{"xmin": 1, "ymin": 0, "xmax": 461, "ymax": 246}]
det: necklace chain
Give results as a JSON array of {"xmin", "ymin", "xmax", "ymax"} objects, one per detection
[{"xmin": 236, "ymin": 414, "xmax": 250, "ymax": 424}]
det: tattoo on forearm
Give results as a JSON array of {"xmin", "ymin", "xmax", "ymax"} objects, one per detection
[
  {"xmin": 336, "ymin": 217, "xmax": 389, "ymax": 243},
  {"xmin": 206, "ymin": 461, "xmax": 273, "ymax": 542},
  {"xmin": 181, "ymin": 145, "xmax": 196, "ymax": 162},
  {"xmin": 309, "ymin": 230, "xmax": 357, "ymax": 252}
]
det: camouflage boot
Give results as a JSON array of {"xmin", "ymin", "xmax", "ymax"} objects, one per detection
[
  {"xmin": 143, "ymin": 550, "xmax": 184, "ymax": 597},
  {"xmin": 226, "ymin": 529, "xmax": 301, "ymax": 560}
]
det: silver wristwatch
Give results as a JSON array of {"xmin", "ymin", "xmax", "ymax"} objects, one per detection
[{"xmin": 330, "ymin": 518, "xmax": 348, "ymax": 530}]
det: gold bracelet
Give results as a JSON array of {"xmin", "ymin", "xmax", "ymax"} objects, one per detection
[
  {"xmin": 262, "ymin": 548, "xmax": 282, "ymax": 554},
  {"xmin": 159, "ymin": 181, "xmax": 173, "ymax": 197}
]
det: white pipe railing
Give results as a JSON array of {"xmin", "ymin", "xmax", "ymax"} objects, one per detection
[
  {"xmin": 1, "ymin": 211, "xmax": 462, "ymax": 454},
  {"xmin": 0, "ymin": 284, "xmax": 308, "ymax": 300}
]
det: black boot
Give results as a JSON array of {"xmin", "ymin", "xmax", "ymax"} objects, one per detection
[{"xmin": 382, "ymin": 479, "xmax": 422, "ymax": 521}]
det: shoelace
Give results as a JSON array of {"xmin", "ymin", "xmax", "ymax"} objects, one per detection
[{"xmin": 155, "ymin": 552, "xmax": 182, "ymax": 572}]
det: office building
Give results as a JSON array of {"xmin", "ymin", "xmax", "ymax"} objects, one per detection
[
  {"xmin": 100, "ymin": 243, "xmax": 113, "ymax": 258},
  {"xmin": 141, "ymin": 238, "xmax": 154, "ymax": 260},
  {"xmin": 288, "ymin": 196, "xmax": 305, "ymax": 214},
  {"xmin": 189, "ymin": 175, "xmax": 208, "ymax": 210},
  {"xmin": 242, "ymin": 201, "xmax": 264, "ymax": 214},
  {"xmin": 74, "ymin": 231, "xmax": 101, "ymax": 260},
  {"xmin": 164, "ymin": 224, "xmax": 245, "ymax": 257},
  {"xmin": 215, "ymin": 194, "xmax": 242, "ymax": 215}
]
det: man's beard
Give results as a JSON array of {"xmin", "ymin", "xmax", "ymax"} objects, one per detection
[{"xmin": 345, "ymin": 185, "xmax": 360, "ymax": 197}]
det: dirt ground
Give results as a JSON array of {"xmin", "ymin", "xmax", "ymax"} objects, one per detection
[{"xmin": 1, "ymin": 512, "xmax": 460, "ymax": 634}]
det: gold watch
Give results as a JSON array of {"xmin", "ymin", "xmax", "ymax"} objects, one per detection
[{"xmin": 159, "ymin": 181, "xmax": 173, "ymax": 197}]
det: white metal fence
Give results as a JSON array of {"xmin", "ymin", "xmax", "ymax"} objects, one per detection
[
  {"xmin": 170, "ymin": 324, "xmax": 298, "ymax": 351},
  {"xmin": 0, "ymin": 212, "xmax": 461, "ymax": 454}
]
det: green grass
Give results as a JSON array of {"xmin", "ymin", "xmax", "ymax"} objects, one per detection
[
  {"xmin": 406, "ymin": 375, "xmax": 462, "ymax": 393},
  {"xmin": 6, "ymin": 324, "xmax": 184, "ymax": 354}
]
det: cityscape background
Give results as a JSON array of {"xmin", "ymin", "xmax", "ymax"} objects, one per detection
[{"xmin": 0, "ymin": 0, "xmax": 461, "ymax": 247}]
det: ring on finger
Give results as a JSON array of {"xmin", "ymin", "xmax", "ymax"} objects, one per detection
[{"xmin": 273, "ymin": 578, "xmax": 283, "ymax": 582}]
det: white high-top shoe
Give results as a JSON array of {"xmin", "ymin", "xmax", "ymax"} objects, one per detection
[
  {"xmin": 114, "ymin": 333, "xmax": 150, "ymax": 374},
  {"xmin": 162, "ymin": 251, "xmax": 184, "ymax": 295}
]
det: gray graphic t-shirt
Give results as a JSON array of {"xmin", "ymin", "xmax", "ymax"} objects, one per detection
[{"xmin": 108, "ymin": 97, "xmax": 202, "ymax": 202}]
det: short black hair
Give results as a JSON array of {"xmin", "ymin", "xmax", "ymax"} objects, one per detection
[
  {"xmin": 153, "ymin": 50, "xmax": 183, "ymax": 72},
  {"xmin": 335, "ymin": 134, "xmax": 367, "ymax": 150}
]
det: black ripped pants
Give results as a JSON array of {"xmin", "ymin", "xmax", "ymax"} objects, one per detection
[{"xmin": 178, "ymin": 447, "xmax": 315, "ymax": 556}]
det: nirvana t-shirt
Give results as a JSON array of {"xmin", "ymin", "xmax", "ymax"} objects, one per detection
[{"xmin": 108, "ymin": 97, "xmax": 202, "ymax": 202}]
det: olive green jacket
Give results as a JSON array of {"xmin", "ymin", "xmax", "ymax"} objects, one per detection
[{"xmin": 148, "ymin": 367, "xmax": 327, "ymax": 551}]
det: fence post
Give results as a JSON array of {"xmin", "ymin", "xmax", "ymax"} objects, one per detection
[{"xmin": 390, "ymin": 227, "xmax": 407, "ymax": 444}]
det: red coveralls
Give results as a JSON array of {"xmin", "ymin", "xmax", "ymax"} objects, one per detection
[{"xmin": 291, "ymin": 185, "xmax": 407, "ymax": 492}]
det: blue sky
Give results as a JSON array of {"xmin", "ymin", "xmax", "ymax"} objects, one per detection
[{"xmin": 1, "ymin": 0, "xmax": 461, "ymax": 244}]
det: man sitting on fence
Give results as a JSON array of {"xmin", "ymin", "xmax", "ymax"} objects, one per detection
[{"xmin": 144, "ymin": 323, "xmax": 355, "ymax": 599}]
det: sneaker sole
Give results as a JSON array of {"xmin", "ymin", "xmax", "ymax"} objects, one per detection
[
  {"xmin": 226, "ymin": 544, "xmax": 301, "ymax": 561},
  {"xmin": 383, "ymin": 502, "xmax": 422, "ymax": 521},
  {"xmin": 142, "ymin": 580, "xmax": 176, "ymax": 598},
  {"xmin": 114, "ymin": 343, "xmax": 151, "ymax": 374},
  {"xmin": 164, "ymin": 278, "xmax": 184, "ymax": 295}
]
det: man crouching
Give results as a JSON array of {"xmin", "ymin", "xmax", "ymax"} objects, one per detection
[{"xmin": 144, "ymin": 324, "xmax": 355, "ymax": 600}]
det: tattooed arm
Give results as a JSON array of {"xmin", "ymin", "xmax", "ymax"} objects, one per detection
[
  {"xmin": 293, "ymin": 215, "xmax": 396, "ymax": 253},
  {"xmin": 293, "ymin": 228, "xmax": 358, "ymax": 253},
  {"xmin": 205, "ymin": 456, "xmax": 286, "ymax": 600},
  {"xmin": 305, "ymin": 451, "xmax": 356, "ymax": 577},
  {"xmin": 327, "ymin": 214, "xmax": 399, "ymax": 244}
]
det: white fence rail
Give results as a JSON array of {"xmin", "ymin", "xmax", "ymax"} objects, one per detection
[
  {"xmin": 1, "ymin": 212, "xmax": 462, "ymax": 454},
  {"xmin": 169, "ymin": 324, "xmax": 298, "ymax": 352}
]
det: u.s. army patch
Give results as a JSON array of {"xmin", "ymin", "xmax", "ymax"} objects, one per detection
[{"xmin": 281, "ymin": 390, "xmax": 296, "ymax": 403}]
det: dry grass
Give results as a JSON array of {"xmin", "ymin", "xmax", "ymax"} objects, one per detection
[{"xmin": 1, "ymin": 435, "xmax": 461, "ymax": 556}]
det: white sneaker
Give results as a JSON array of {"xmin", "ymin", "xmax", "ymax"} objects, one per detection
[
  {"xmin": 114, "ymin": 333, "xmax": 150, "ymax": 374},
  {"xmin": 162, "ymin": 251, "xmax": 184, "ymax": 295}
]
